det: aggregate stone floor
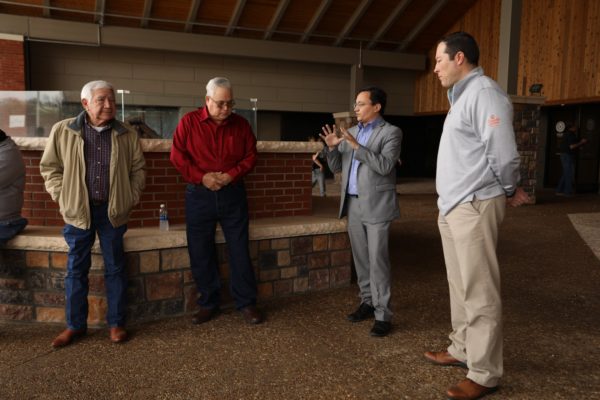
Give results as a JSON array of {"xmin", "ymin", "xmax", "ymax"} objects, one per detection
[{"xmin": 1, "ymin": 187, "xmax": 600, "ymax": 400}]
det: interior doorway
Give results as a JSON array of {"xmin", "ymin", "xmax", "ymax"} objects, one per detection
[{"xmin": 544, "ymin": 103, "xmax": 600, "ymax": 193}]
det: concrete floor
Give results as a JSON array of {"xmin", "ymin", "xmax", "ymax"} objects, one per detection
[{"xmin": 1, "ymin": 185, "xmax": 600, "ymax": 399}]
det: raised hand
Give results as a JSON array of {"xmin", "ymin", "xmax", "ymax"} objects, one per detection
[{"xmin": 319, "ymin": 124, "xmax": 344, "ymax": 149}]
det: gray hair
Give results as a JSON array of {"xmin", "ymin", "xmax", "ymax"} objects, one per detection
[
  {"xmin": 81, "ymin": 80, "xmax": 114, "ymax": 101},
  {"xmin": 206, "ymin": 77, "xmax": 232, "ymax": 97}
]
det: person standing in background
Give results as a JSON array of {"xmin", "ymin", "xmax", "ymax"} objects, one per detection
[
  {"xmin": 310, "ymin": 136, "xmax": 327, "ymax": 197},
  {"xmin": 556, "ymin": 123, "xmax": 587, "ymax": 196}
]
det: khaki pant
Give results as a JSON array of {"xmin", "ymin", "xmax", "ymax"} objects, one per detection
[{"xmin": 437, "ymin": 195, "xmax": 505, "ymax": 387}]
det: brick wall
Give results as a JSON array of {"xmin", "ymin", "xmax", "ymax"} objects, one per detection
[
  {"xmin": 0, "ymin": 38, "xmax": 25, "ymax": 90},
  {"xmin": 0, "ymin": 232, "xmax": 352, "ymax": 325},
  {"xmin": 512, "ymin": 98, "xmax": 542, "ymax": 203},
  {"xmin": 21, "ymin": 150, "xmax": 314, "ymax": 227}
]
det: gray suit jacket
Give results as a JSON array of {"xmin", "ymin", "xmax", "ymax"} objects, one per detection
[{"xmin": 326, "ymin": 119, "xmax": 402, "ymax": 223}]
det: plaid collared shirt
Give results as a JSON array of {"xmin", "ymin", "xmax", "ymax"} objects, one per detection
[{"xmin": 82, "ymin": 119, "xmax": 112, "ymax": 203}]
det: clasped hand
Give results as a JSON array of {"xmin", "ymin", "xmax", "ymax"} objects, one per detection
[{"xmin": 202, "ymin": 172, "xmax": 232, "ymax": 191}]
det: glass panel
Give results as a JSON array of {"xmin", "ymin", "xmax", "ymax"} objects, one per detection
[{"xmin": 0, "ymin": 91, "xmax": 258, "ymax": 139}]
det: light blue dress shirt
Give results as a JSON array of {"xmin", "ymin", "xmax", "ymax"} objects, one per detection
[{"xmin": 347, "ymin": 118, "xmax": 381, "ymax": 195}]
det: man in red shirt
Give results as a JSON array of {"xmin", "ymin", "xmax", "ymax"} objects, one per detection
[{"xmin": 170, "ymin": 77, "xmax": 262, "ymax": 325}]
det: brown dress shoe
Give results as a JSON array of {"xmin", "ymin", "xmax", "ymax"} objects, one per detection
[
  {"xmin": 240, "ymin": 305, "xmax": 263, "ymax": 324},
  {"xmin": 192, "ymin": 307, "xmax": 219, "ymax": 325},
  {"xmin": 424, "ymin": 350, "xmax": 467, "ymax": 368},
  {"xmin": 109, "ymin": 327, "xmax": 128, "ymax": 343},
  {"xmin": 51, "ymin": 328, "xmax": 86, "ymax": 348},
  {"xmin": 447, "ymin": 378, "xmax": 498, "ymax": 400}
]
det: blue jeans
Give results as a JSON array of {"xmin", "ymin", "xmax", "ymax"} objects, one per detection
[
  {"xmin": 0, "ymin": 217, "xmax": 28, "ymax": 246},
  {"xmin": 185, "ymin": 183, "xmax": 257, "ymax": 310},
  {"xmin": 312, "ymin": 169, "xmax": 326, "ymax": 196},
  {"xmin": 63, "ymin": 203, "xmax": 128, "ymax": 330},
  {"xmin": 557, "ymin": 153, "xmax": 575, "ymax": 194}
]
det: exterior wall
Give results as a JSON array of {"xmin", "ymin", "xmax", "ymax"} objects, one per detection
[
  {"xmin": 28, "ymin": 42, "xmax": 416, "ymax": 117},
  {"xmin": 19, "ymin": 142, "xmax": 314, "ymax": 227},
  {"xmin": 518, "ymin": 0, "xmax": 600, "ymax": 104},
  {"xmin": 413, "ymin": 0, "xmax": 502, "ymax": 114},
  {"xmin": 0, "ymin": 233, "xmax": 352, "ymax": 325},
  {"xmin": 0, "ymin": 36, "xmax": 25, "ymax": 90}
]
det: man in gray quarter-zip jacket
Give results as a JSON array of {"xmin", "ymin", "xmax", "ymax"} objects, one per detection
[
  {"xmin": 0, "ymin": 129, "xmax": 28, "ymax": 246},
  {"xmin": 423, "ymin": 32, "xmax": 529, "ymax": 400}
]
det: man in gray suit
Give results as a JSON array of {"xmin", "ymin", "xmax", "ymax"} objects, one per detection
[{"xmin": 321, "ymin": 86, "xmax": 402, "ymax": 337}]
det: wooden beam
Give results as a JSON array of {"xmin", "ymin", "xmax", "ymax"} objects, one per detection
[
  {"xmin": 366, "ymin": 0, "xmax": 412, "ymax": 50},
  {"xmin": 397, "ymin": 0, "xmax": 448, "ymax": 51},
  {"xmin": 300, "ymin": 0, "xmax": 332, "ymax": 43},
  {"xmin": 141, "ymin": 0, "xmax": 153, "ymax": 28},
  {"xmin": 333, "ymin": 0, "xmax": 372, "ymax": 46},
  {"xmin": 184, "ymin": 0, "xmax": 202, "ymax": 33},
  {"xmin": 263, "ymin": 0, "xmax": 290, "ymax": 40},
  {"xmin": 225, "ymin": 0, "xmax": 246, "ymax": 36}
]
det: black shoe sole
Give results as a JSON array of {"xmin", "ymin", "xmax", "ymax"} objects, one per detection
[{"xmin": 346, "ymin": 314, "xmax": 374, "ymax": 323}]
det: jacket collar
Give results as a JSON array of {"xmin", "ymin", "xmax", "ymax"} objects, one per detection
[
  {"xmin": 67, "ymin": 111, "xmax": 129, "ymax": 135},
  {"xmin": 447, "ymin": 66, "xmax": 484, "ymax": 105}
]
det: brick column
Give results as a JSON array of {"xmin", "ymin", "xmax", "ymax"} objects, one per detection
[
  {"xmin": 0, "ymin": 34, "xmax": 25, "ymax": 90},
  {"xmin": 511, "ymin": 95, "xmax": 545, "ymax": 203}
]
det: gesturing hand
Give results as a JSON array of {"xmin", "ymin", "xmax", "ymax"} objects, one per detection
[{"xmin": 319, "ymin": 124, "xmax": 344, "ymax": 150}]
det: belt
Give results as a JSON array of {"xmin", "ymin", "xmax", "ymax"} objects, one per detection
[
  {"xmin": 91, "ymin": 200, "xmax": 107, "ymax": 206},
  {"xmin": 347, "ymin": 194, "xmax": 359, "ymax": 198}
]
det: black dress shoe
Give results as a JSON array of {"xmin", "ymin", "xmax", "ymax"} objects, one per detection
[
  {"xmin": 347, "ymin": 303, "xmax": 375, "ymax": 322},
  {"xmin": 192, "ymin": 307, "xmax": 219, "ymax": 325},
  {"xmin": 370, "ymin": 320, "xmax": 391, "ymax": 337}
]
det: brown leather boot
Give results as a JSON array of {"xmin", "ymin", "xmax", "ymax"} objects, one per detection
[{"xmin": 51, "ymin": 328, "xmax": 86, "ymax": 348}]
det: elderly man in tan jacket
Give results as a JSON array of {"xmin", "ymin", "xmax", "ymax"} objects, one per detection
[{"xmin": 40, "ymin": 80, "xmax": 145, "ymax": 348}]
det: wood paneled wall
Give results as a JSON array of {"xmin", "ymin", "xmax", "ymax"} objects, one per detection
[
  {"xmin": 518, "ymin": 0, "xmax": 600, "ymax": 104},
  {"xmin": 413, "ymin": 0, "xmax": 501, "ymax": 114}
]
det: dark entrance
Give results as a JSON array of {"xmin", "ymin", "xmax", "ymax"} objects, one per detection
[{"xmin": 544, "ymin": 103, "xmax": 600, "ymax": 193}]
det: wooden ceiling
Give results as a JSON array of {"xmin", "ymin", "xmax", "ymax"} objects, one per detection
[{"xmin": 0, "ymin": 0, "xmax": 478, "ymax": 54}]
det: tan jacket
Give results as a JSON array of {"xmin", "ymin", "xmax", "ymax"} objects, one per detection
[{"xmin": 40, "ymin": 112, "xmax": 146, "ymax": 229}]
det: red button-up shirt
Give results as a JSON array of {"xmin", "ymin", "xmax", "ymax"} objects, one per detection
[{"xmin": 170, "ymin": 107, "xmax": 257, "ymax": 185}]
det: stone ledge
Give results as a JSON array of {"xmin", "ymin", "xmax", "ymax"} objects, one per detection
[
  {"xmin": 4, "ymin": 216, "xmax": 347, "ymax": 253},
  {"xmin": 13, "ymin": 137, "xmax": 324, "ymax": 154}
]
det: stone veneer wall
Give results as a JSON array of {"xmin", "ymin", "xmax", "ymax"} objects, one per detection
[
  {"xmin": 17, "ymin": 139, "xmax": 320, "ymax": 227},
  {"xmin": 511, "ymin": 96, "xmax": 544, "ymax": 203},
  {"xmin": 0, "ymin": 232, "xmax": 351, "ymax": 325}
]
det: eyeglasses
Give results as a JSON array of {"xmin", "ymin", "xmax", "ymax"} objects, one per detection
[
  {"xmin": 209, "ymin": 97, "xmax": 236, "ymax": 109},
  {"xmin": 353, "ymin": 102, "xmax": 372, "ymax": 108}
]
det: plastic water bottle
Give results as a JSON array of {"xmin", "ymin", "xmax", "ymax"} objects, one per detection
[{"xmin": 159, "ymin": 204, "xmax": 169, "ymax": 231}]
